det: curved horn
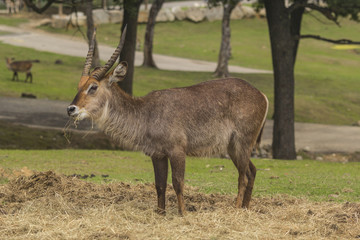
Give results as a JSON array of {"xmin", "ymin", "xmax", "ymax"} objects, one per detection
[
  {"xmin": 92, "ymin": 25, "xmax": 127, "ymax": 81},
  {"xmin": 82, "ymin": 29, "xmax": 97, "ymax": 77}
]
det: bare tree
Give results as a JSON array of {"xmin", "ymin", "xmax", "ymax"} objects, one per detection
[
  {"xmin": 210, "ymin": 0, "xmax": 240, "ymax": 78},
  {"xmin": 262, "ymin": 0, "xmax": 360, "ymax": 159},
  {"xmin": 118, "ymin": 0, "xmax": 144, "ymax": 95},
  {"xmin": 23, "ymin": 0, "xmax": 56, "ymax": 13},
  {"xmin": 84, "ymin": 0, "xmax": 100, "ymax": 68},
  {"xmin": 143, "ymin": 0, "xmax": 165, "ymax": 68}
]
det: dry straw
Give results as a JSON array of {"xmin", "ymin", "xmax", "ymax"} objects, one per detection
[{"xmin": 0, "ymin": 171, "xmax": 359, "ymax": 239}]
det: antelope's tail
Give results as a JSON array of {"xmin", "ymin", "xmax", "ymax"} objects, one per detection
[{"xmin": 256, "ymin": 92, "xmax": 269, "ymax": 151}]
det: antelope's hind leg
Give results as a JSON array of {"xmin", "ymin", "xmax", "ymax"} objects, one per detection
[
  {"xmin": 228, "ymin": 136, "xmax": 251, "ymax": 208},
  {"xmin": 169, "ymin": 150, "xmax": 186, "ymax": 216},
  {"xmin": 242, "ymin": 160, "xmax": 257, "ymax": 208},
  {"xmin": 26, "ymin": 72, "xmax": 32, "ymax": 83},
  {"xmin": 151, "ymin": 155, "xmax": 168, "ymax": 215}
]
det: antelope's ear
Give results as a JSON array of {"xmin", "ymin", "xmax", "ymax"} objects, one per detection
[{"xmin": 108, "ymin": 61, "xmax": 128, "ymax": 86}]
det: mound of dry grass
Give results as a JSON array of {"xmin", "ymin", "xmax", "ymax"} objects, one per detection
[{"xmin": 0, "ymin": 171, "xmax": 359, "ymax": 239}]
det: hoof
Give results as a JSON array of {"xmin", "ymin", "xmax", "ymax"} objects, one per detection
[{"xmin": 155, "ymin": 208, "xmax": 166, "ymax": 215}]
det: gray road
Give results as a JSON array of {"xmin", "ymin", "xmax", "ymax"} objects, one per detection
[
  {"xmin": 1, "ymin": 96, "xmax": 360, "ymax": 153},
  {"xmin": 261, "ymin": 120, "xmax": 360, "ymax": 153}
]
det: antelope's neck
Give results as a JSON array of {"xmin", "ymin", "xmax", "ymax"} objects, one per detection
[
  {"xmin": 95, "ymin": 88, "xmax": 146, "ymax": 149},
  {"xmin": 5, "ymin": 60, "xmax": 11, "ymax": 69}
]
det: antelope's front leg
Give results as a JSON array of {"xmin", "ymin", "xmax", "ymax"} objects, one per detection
[
  {"xmin": 169, "ymin": 151, "xmax": 186, "ymax": 216},
  {"xmin": 12, "ymin": 72, "xmax": 17, "ymax": 81},
  {"xmin": 151, "ymin": 155, "xmax": 168, "ymax": 215}
]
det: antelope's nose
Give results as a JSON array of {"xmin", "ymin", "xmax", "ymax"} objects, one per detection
[{"xmin": 67, "ymin": 105, "xmax": 76, "ymax": 116}]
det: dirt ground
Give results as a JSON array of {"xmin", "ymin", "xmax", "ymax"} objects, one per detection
[{"xmin": 0, "ymin": 171, "xmax": 359, "ymax": 239}]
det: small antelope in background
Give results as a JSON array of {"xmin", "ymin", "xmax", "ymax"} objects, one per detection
[
  {"xmin": 5, "ymin": 58, "xmax": 39, "ymax": 83},
  {"xmin": 67, "ymin": 28, "xmax": 269, "ymax": 215}
]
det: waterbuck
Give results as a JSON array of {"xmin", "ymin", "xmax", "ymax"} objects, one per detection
[
  {"xmin": 5, "ymin": 58, "xmax": 39, "ymax": 83},
  {"xmin": 67, "ymin": 29, "xmax": 269, "ymax": 215}
]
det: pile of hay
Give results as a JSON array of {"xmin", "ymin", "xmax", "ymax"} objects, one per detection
[{"xmin": 0, "ymin": 171, "xmax": 359, "ymax": 239}]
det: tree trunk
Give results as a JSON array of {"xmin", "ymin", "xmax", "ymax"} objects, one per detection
[
  {"xmin": 290, "ymin": 0, "xmax": 305, "ymax": 64},
  {"xmin": 142, "ymin": 0, "xmax": 164, "ymax": 68},
  {"xmin": 264, "ymin": 0, "xmax": 297, "ymax": 159},
  {"xmin": 214, "ymin": 1, "xmax": 238, "ymax": 78},
  {"xmin": 85, "ymin": 0, "xmax": 100, "ymax": 68},
  {"xmin": 102, "ymin": 0, "xmax": 107, "ymax": 10},
  {"xmin": 119, "ymin": 0, "xmax": 143, "ymax": 95}
]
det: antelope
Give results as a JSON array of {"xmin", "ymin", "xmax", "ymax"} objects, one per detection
[
  {"xmin": 5, "ymin": 58, "xmax": 39, "ymax": 83},
  {"xmin": 67, "ymin": 28, "xmax": 269, "ymax": 215}
]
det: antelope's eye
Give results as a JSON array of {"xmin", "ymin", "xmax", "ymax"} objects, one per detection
[{"xmin": 87, "ymin": 84, "xmax": 98, "ymax": 94}]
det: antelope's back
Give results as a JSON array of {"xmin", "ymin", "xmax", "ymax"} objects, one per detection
[
  {"xmin": 145, "ymin": 78, "xmax": 267, "ymax": 117},
  {"xmin": 143, "ymin": 78, "xmax": 268, "ymax": 156},
  {"xmin": 10, "ymin": 61, "xmax": 32, "ymax": 72}
]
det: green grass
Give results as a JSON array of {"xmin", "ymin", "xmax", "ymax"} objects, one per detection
[
  {"xmin": 0, "ymin": 16, "xmax": 28, "ymax": 26},
  {"xmin": 0, "ymin": 42, "xmax": 85, "ymax": 100},
  {"xmin": 0, "ymin": 149, "xmax": 359, "ymax": 202}
]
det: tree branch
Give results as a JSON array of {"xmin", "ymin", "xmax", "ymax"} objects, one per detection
[
  {"xmin": 307, "ymin": 11, "xmax": 335, "ymax": 25},
  {"xmin": 300, "ymin": 34, "xmax": 360, "ymax": 44},
  {"xmin": 23, "ymin": 0, "xmax": 59, "ymax": 14},
  {"xmin": 287, "ymin": 0, "xmax": 305, "ymax": 13},
  {"xmin": 288, "ymin": 2, "xmax": 339, "ymax": 25}
]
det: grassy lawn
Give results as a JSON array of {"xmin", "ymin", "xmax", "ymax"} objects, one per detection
[
  {"xmin": 0, "ymin": 42, "xmax": 84, "ymax": 100},
  {"xmin": 0, "ymin": 149, "xmax": 359, "ymax": 202},
  {"xmin": 0, "ymin": 15, "xmax": 28, "ymax": 26}
]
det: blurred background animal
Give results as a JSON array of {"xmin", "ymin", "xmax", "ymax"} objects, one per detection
[{"xmin": 5, "ymin": 58, "xmax": 40, "ymax": 83}]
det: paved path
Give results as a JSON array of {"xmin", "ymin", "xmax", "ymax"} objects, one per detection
[
  {"xmin": 0, "ymin": 24, "xmax": 271, "ymax": 74},
  {"xmin": 261, "ymin": 120, "xmax": 360, "ymax": 153},
  {"xmin": 1, "ymin": 96, "xmax": 360, "ymax": 153}
]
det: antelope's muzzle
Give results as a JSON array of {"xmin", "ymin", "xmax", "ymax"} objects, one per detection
[{"xmin": 67, "ymin": 105, "xmax": 78, "ymax": 117}]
